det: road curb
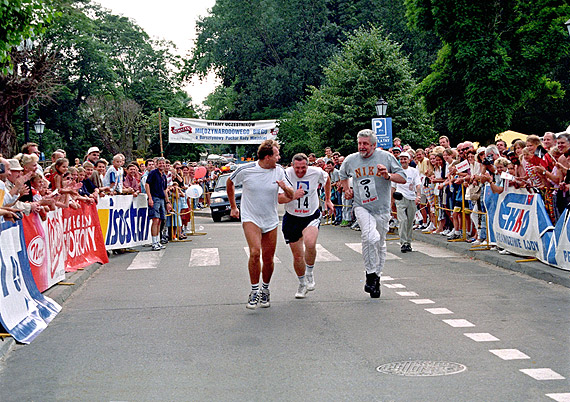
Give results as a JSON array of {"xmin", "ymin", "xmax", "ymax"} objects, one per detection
[
  {"xmin": 1, "ymin": 261, "xmax": 104, "ymax": 362},
  {"xmin": 412, "ymin": 231, "xmax": 570, "ymax": 288}
]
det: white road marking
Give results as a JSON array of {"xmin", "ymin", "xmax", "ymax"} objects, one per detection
[
  {"xmin": 442, "ymin": 319, "xmax": 475, "ymax": 328},
  {"xmin": 189, "ymin": 248, "xmax": 220, "ymax": 267},
  {"xmin": 489, "ymin": 349, "xmax": 530, "ymax": 360},
  {"xmin": 425, "ymin": 308, "xmax": 453, "ymax": 315},
  {"xmin": 243, "ymin": 247, "xmax": 281, "ymax": 263},
  {"xmin": 315, "ymin": 244, "xmax": 340, "ymax": 262},
  {"xmin": 520, "ymin": 368, "xmax": 565, "ymax": 381},
  {"xmin": 410, "ymin": 242, "xmax": 462, "ymax": 258},
  {"xmin": 546, "ymin": 393, "xmax": 570, "ymax": 401},
  {"xmin": 381, "ymin": 276, "xmax": 395, "ymax": 281},
  {"xmin": 395, "ymin": 291, "xmax": 419, "ymax": 297},
  {"xmin": 463, "ymin": 333, "xmax": 500, "ymax": 342},
  {"xmin": 409, "ymin": 299, "xmax": 435, "ymax": 304},
  {"xmin": 345, "ymin": 243, "xmax": 401, "ymax": 260},
  {"xmin": 383, "ymin": 283, "xmax": 406, "ymax": 289},
  {"xmin": 127, "ymin": 250, "xmax": 165, "ymax": 270}
]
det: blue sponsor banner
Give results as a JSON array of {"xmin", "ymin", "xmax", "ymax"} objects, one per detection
[
  {"xmin": 0, "ymin": 219, "xmax": 61, "ymax": 344},
  {"xmin": 371, "ymin": 118, "xmax": 393, "ymax": 149},
  {"xmin": 483, "ymin": 186, "xmax": 568, "ymax": 270}
]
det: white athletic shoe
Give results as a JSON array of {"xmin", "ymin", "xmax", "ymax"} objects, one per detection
[
  {"xmin": 306, "ymin": 273, "xmax": 315, "ymax": 291},
  {"xmin": 295, "ymin": 283, "xmax": 308, "ymax": 299}
]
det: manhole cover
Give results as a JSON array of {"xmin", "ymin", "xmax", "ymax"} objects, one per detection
[{"xmin": 376, "ymin": 361, "xmax": 467, "ymax": 377}]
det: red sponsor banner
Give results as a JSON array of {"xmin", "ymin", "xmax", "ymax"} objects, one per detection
[
  {"xmin": 22, "ymin": 213, "xmax": 50, "ymax": 292},
  {"xmin": 22, "ymin": 202, "xmax": 109, "ymax": 292},
  {"xmin": 62, "ymin": 202, "xmax": 108, "ymax": 272}
]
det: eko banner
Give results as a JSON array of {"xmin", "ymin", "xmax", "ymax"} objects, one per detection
[
  {"xmin": 98, "ymin": 195, "xmax": 151, "ymax": 250},
  {"xmin": 169, "ymin": 117, "xmax": 279, "ymax": 144},
  {"xmin": 0, "ymin": 219, "xmax": 61, "ymax": 344},
  {"xmin": 483, "ymin": 186, "xmax": 569, "ymax": 270}
]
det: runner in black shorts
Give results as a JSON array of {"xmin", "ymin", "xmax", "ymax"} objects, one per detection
[{"xmin": 282, "ymin": 153, "xmax": 334, "ymax": 299}]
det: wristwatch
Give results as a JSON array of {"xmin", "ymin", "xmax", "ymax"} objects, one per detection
[{"xmin": 386, "ymin": 174, "xmax": 391, "ymax": 180}]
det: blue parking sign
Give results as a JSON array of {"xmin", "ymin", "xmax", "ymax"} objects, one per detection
[{"xmin": 371, "ymin": 118, "xmax": 392, "ymax": 149}]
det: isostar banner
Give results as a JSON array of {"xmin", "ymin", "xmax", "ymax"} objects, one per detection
[
  {"xmin": 483, "ymin": 186, "xmax": 569, "ymax": 270},
  {"xmin": 98, "ymin": 195, "xmax": 151, "ymax": 250},
  {"xmin": 169, "ymin": 117, "xmax": 279, "ymax": 144},
  {"xmin": 0, "ymin": 219, "xmax": 61, "ymax": 344}
]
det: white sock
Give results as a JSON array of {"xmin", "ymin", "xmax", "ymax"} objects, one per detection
[
  {"xmin": 306, "ymin": 265, "xmax": 314, "ymax": 274},
  {"xmin": 298, "ymin": 275, "xmax": 306, "ymax": 285}
]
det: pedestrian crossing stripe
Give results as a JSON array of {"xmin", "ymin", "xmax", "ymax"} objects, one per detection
[
  {"xmin": 127, "ymin": 241, "xmax": 464, "ymax": 270},
  {"xmin": 189, "ymin": 248, "xmax": 220, "ymax": 267},
  {"xmin": 127, "ymin": 249, "xmax": 166, "ymax": 270},
  {"xmin": 344, "ymin": 243, "xmax": 401, "ymax": 260},
  {"xmin": 315, "ymin": 244, "xmax": 341, "ymax": 262}
]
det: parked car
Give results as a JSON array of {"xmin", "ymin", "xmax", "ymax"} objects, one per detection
[{"xmin": 210, "ymin": 173, "xmax": 242, "ymax": 222}]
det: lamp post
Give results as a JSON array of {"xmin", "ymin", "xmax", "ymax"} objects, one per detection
[
  {"xmin": 375, "ymin": 97, "xmax": 388, "ymax": 117},
  {"xmin": 33, "ymin": 118, "xmax": 45, "ymax": 160}
]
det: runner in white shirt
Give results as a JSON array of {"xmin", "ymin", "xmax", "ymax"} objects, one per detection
[
  {"xmin": 283, "ymin": 153, "xmax": 335, "ymax": 299},
  {"xmin": 391, "ymin": 152, "xmax": 421, "ymax": 253},
  {"xmin": 227, "ymin": 140, "xmax": 294, "ymax": 310}
]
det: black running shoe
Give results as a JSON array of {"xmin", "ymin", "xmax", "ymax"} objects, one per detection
[
  {"xmin": 365, "ymin": 272, "xmax": 379, "ymax": 294},
  {"xmin": 370, "ymin": 274, "xmax": 381, "ymax": 298}
]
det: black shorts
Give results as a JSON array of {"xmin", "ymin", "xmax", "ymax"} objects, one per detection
[{"xmin": 281, "ymin": 210, "xmax": 321, "ymax": 244}]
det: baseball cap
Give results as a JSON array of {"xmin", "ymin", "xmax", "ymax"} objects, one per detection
[
  {"xmin": 399, "ymin": 152, "xmax": 411, "ymax": 158},
  {"xmin": 87, "ymin": 147, "xmax": 100, "ymax": 155},
  {"xmin": 7, "ymin": 159, "xmax": 23, "ymax": 171}
]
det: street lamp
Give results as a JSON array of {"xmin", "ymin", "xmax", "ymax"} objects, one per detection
[
  {"xmin": 565, "ymin": 19, "xmax": 570, "ymax": 37},
  {"xmin": 375, "ymin": 97, "xmax": 388, "ymax": 117},
  {"xmin": 33, "ymin": 118, "xmax": 45, "ymax": 159}
]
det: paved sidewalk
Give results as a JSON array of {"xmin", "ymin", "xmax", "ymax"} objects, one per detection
[{"xmin": 410, "ymin": 229, "xmax": 570, "ymax": 288}]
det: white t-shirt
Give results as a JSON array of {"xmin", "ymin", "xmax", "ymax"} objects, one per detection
[
  {"xmin": 103, "ymin": 166, "xmax": 124, "ymax": 193},
  {"xmin": 285, "ymin": 166, "xmax": 328, "ymax": 216},
  {"xmin": 230, "ymin": 161, "xmax": 289, "ymax": 231},
  {"xmin": 392, "ymin": 166, "xmax": 421, "ymax": 201}
]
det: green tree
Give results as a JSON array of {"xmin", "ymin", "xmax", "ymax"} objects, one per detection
[
  {"xmin": 0, "ymin": 0, "xmax": 57, "ymax": 73},
  {"xmin": 32, "ymin": 1, "xmax": 196, "ymax": 160},
  {"xmin": 406, "ymin": 0, "xmax": 570, "ymax": 143},
  {"xmin": 278, "ymin": 25, "xmax": 436, "ymax": 159}
]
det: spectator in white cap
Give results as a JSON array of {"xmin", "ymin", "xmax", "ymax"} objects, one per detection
[
  {"xmin": 391, "ymin": 151, "xmax": 421, "ymax": 253},
  {"xmin": 85, "ymin": 147, "xmax": 101, "ymax": 165}
]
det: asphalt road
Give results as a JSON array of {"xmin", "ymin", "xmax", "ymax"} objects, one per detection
[{"xmin": 0, "ymin": 214, "xmax": 569, "ymax": 401}]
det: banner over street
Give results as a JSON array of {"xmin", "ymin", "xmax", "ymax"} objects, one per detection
[{"xmin": 169, "ymin": 118, "xmax": 279, "ymax": 144}]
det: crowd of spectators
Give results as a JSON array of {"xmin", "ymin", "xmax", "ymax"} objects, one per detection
[
  {"xmin": 305, "ymin": 131, "xmax": 570, "ymax": 254},
  {"xmin": 0, "ymin": 144, "xmax": 222, "ymax": 243},
  {"xmin": 2, "ymin": 129, "xmax": 569, "ymax": 251}
]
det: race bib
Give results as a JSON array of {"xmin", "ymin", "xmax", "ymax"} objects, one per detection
[
  {"xmin": 294, "ymin": 181, "xmax": 310, "ymax": 214},
  {"xmin": 358, "ymin": 178, "xmax": 378, "ymax": 204}
]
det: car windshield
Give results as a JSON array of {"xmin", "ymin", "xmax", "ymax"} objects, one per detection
[{"xmin": 215, "ymin": 174, "xmax": 241, "ymax": 191}]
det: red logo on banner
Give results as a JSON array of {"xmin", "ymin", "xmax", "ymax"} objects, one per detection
[{"xmin": 27, "ymin": 236, "xmax": 45, "ymax": 266}]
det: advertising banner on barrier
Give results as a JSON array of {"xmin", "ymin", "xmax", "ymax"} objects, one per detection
[
  {"xmin": 22, "ymin": 211, "xmax": 65, "ymax": 292},
  {"xmin": 98, "ymin": 195, "xmax": 151, "ymax": 250},
  {"xmin": 483, "ymin": 186, "xmax": 568, "ymax": 270},
  {"xmin": 169, "ymin": 117, "xmax": 279, "ymax": 144},
  {"xmin": 0, "ymin": 219, "xmax": 61, "ymax": 344},
  {"xmin": 63, "ymin": 202, "xmax": 109, "ymax": 271}
]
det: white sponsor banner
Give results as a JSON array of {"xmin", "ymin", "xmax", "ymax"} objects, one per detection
[
  {"xmin": 97, "ymin": 195, "xmax": 152, "ymax": 250},
  {"xmin": 0, "ymin": 220, "xmax": 61, "ymax": 344},
  {"xmin": 169, "ymin": 118, "xmax": 279, "ymax": 144}
]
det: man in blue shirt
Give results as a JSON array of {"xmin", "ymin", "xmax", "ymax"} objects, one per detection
[{"xmin": 145, "ymin": 157, "xmax": 171, "ymax": 250}]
